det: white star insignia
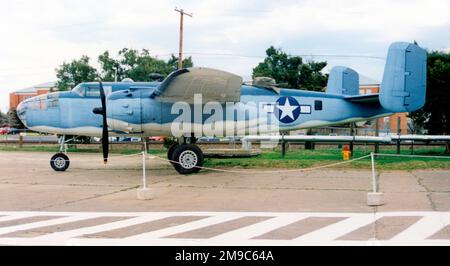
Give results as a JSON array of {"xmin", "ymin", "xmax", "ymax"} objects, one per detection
[{"xmin": 278, "ymin": 99, "xmax": 299, "ymax": 120}]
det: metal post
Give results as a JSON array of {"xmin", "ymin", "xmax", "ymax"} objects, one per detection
[
  {"xmin": 142, "ymin": 151, "xmax": 147, "ymax": 189},
  {"xmin": 137, "ymin": 139, "xmax": 153, "ymax": 200},
  {"xmin": 396, "ymin": 116, "xmax": 401, "ymax": 154},
  {"xmin": 19, "ymin": 133, "xmax": 24, "ymax": 148},
  {"xmin": 350, "ymin": 123, "xmax": 355, "ymax": 155},
  {"xmin": 283, "ymin": 131, "xmax": 291, "ymax": 157},
  {"xmin": 143, "ymin": 138, "xmax": 148, "ymax": 189},
  {"xmin": 367, "ymin": 152, "xmax": 384, "ymax": 206},
  {"xmin": 375, "ymin": 119, "xmax": 380, "ymax": 154},
  {"xmin": 371, "ymin": 152, "xmax": 377, "ymax": 193},
  {"xmin": 282, "ymin": 141, "xmax": 287, "ymax": 158}
]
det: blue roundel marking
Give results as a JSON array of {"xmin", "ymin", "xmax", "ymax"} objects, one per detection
[{"xmin": 276, "ymin": 97, "xmax": 301, "ymax": 124}]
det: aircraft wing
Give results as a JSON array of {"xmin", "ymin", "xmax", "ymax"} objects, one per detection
[
  {"xmin": 344, "ymin": 94, "xmax": 380, "ymax": 103},
  {"xmin": 153, "ymin": 67, "xmax": 243, "ymax": 103}
]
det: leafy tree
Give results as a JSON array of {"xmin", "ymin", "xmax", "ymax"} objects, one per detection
[
  {"xmin": 98, "ymin": 51, "xmax": 123, "ymax": 82},
  {"xmin": 253, "ymin": 46, "xmax": 328, "ymax": 91},
  {"xmin": 98, "ymin": 50, "xmax": 194, "ymax": 82},
  {"xmin": 57, "ymin": 50, "xmax": 195, "ymax": 88},
  {"xmin": 121, "ymin": 49, "xmax": 170, "ymax": 81},
  {"xmin": 409, "ymin": 51, "xmax": 450, "ymax": 135},
  {"xmin": 55, "ymin": 56, "xmax": 98, "ymax": 91},
  {"xmin": 0, "ymin": 110, "xmax": 7, "ymax": 126},
  {"xmin": 166, "ymin": 54, "xmax": 194, "ymax": 72},
  {"xmin": 7, "ymin": 108, "xmax": 25, "ymax": 129}
]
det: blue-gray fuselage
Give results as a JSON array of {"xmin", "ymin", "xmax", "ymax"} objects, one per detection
[{"xmin": 16, "ymin": 81, "xmax": 391, "ymax": 137}]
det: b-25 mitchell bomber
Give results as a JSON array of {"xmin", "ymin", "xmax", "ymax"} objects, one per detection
[{"xmin": 16, "ymin": 42, "xmax": 427, "ymax": 174}]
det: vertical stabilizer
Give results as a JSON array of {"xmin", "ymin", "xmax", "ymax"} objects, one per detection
[{"xmin": 380, "ymin": 42, "xmax": 427, "ymax": 112}]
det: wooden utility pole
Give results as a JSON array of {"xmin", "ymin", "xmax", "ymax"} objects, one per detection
[{"xmin": 175, "ymin": 8, "xmax": 193, "ymax": 70}]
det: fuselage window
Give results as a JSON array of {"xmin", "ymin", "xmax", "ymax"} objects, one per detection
[
  {"xmin": 86, "ymin": 86, "xmax": 100, "ymax": 97},
  {"xmin": 315, "ymin": 100, "xmax": 323, "ymax": 111}
]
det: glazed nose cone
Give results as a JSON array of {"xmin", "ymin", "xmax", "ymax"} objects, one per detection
[{"xmin": 16, "ymin": 101, "xmax": 28, "ymax": 127}]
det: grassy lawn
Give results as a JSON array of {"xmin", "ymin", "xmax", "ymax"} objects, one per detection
[
  {"xmin": 1, "ymin": 144, "xmax": 449, "ymax": 171},
  {"xmin": 203, "ymin": 148, "xmax": 450, "ymax": 171}
]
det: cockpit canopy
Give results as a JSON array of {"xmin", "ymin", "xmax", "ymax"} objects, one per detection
[{"xmin": 72, "ymin": 83, "xmax": 112, "ymax": 97}]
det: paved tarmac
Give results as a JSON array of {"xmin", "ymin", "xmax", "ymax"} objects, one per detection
[{"xmin": 0, "ymin": 151, "xmax": 449, "ymax": 245}]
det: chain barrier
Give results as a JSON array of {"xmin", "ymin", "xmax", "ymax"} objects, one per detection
[
  {"xmin": 147, "ymin": 153, "xmax": 373, "ymax": 174},
  {"xmin": 374, "ymin": 153, "xmax": 450, "ymax": 160}
]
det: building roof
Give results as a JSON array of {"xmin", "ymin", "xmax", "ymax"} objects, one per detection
[
  {"xmin": 15, "ymin": 82, "xmax": 57, "ymax": 94},
  {"xmin": 34, "ymin": 81, "xmax": 57, "ymax": 88},
  {"xmin": 359, "ymin": 75, "xmax": 380, "ymax": 86}
]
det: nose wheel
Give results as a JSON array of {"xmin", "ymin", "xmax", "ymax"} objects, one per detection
[
  {"xmin": 171, "ymin": 144, "xmax": 204, "ymax": 175},
  {"xmin": 50, "ymin": 153, "xmax": 70, "ymax": 172},
  {"xmin": 50, "ymin": 135, "xmax": 70, "ymax": 172}
]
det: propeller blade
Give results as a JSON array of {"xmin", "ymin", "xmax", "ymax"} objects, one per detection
[{"xmin": 98, "ymin": 81, "xmax": 109, "ymax": 164}]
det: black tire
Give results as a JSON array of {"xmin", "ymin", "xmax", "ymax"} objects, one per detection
[
  {"xmin": 172, "ymin": 144, "xmax": 204, "ymax": 175},
  {"xmin": 167, "ymin": 143, "xmax": 180, "ymax": 165},
  {"xmin": 50, "ymin": 153, "xmax": 70, "ymax": 172}
]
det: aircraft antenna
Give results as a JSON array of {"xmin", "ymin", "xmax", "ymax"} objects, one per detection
[{"xmin": 175, "ymin": 8, "xmax": 193, "ymax": 70}]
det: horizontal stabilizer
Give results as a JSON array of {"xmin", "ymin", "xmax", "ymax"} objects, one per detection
[{"xmin": 344, "ymin": 94, "xmax": 380, "ymax": 103}]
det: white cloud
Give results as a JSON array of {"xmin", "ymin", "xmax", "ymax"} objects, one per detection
[
  {"xmin": 208, "ymin": 0, "xmax": 450, "ymax": 44},
  {"xmin": 0, "ymin": 0, "xmax": 449, "ymax": 111}
]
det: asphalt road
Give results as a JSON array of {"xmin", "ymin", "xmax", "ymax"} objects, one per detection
[
  {"xmin": 0, "ymin": 151, "xmax": 449, "ymax": 212},
  {"xmin": 0, "ymin": 151, "xmax": 449, "ymax": 246}
]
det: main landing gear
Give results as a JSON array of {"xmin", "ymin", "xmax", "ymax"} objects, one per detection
[
  {"xmin": 50, "ymin": 135, "xmax": 70, "ymax": 172},
  {"xmin": 167, "ymin": 137, "xmax": 204, "ymax": 175}
]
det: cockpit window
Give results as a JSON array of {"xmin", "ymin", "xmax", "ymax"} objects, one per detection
[
  {"xmin": 86, "ymin": 85, "xmax": 100, "ymax": 97},
  {"xmin": 72, "ymin": 84, "xmax": 85, "ymax": 96},
  {"xmin": 72, "ymin": 83, "xmax": 112, "ymax": 97}
]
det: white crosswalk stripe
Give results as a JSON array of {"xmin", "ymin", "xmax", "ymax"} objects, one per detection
[{"xmin": 0, "ymin": 211, "xmax": 448, "ymax": 246}]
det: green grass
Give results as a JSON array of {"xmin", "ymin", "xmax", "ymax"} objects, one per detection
[
  {"xmin": 1, "ymin": 144, "xmax": 449, "ymax": 171},
  {"xmin": 203, "ymin": 148, "xmax": 450, "ymax": 171}
]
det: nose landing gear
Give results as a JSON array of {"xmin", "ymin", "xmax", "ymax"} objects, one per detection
[
  {"xmin": 50, "ymin": 135, "xmax": 70, "ymax": 172},
  {"xmin": 50, "ymin": 153, "xmax": 70, "ymax": 171}
]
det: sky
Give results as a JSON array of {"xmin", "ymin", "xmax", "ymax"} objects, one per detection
[{"xmin": 0, "ymin": 0, "xmax": 449, "ymax": 112}]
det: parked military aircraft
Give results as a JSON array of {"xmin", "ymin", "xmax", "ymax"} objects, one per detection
[{"xmin": 16, "ymin": 42, "xmax": 427, "ymax": 174}]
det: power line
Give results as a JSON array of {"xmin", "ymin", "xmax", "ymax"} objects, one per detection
[{"xmin": 165, "ymin": 52, "xmax": 386, "ymax": 61}]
